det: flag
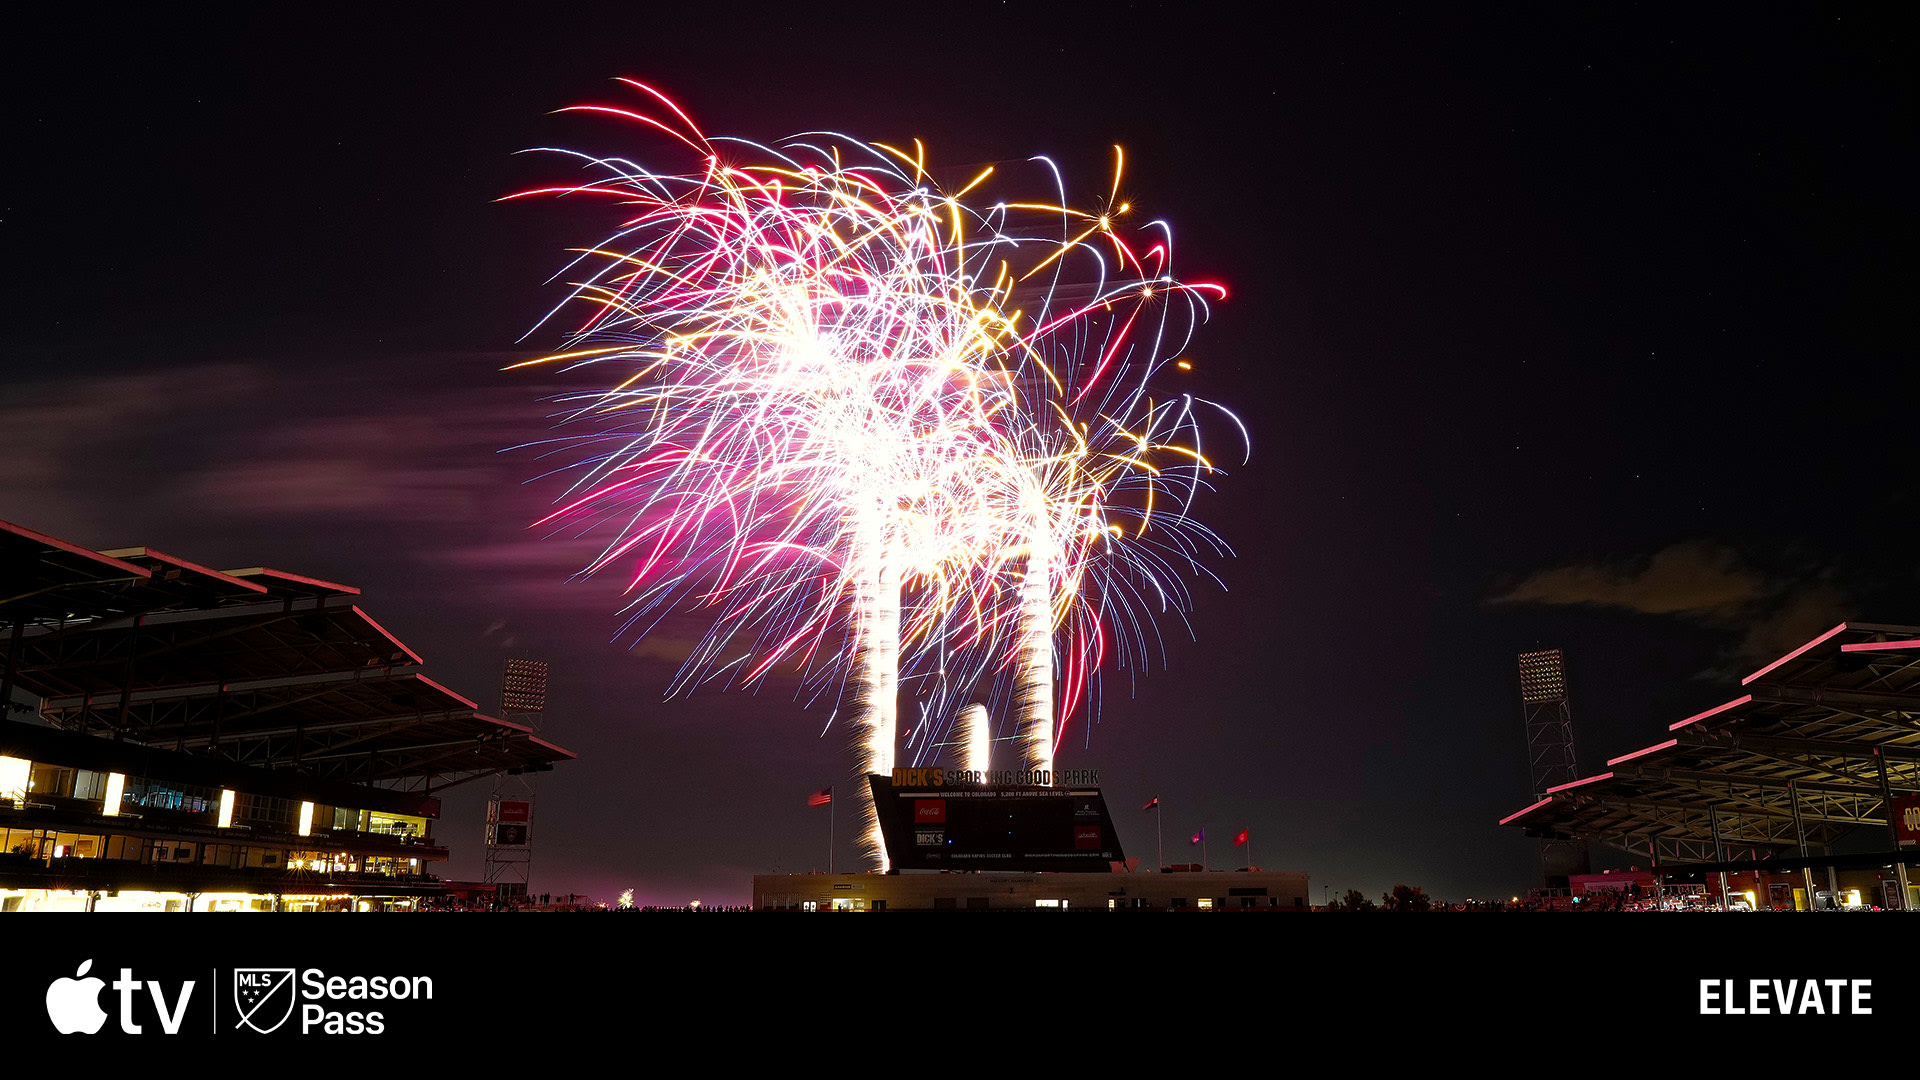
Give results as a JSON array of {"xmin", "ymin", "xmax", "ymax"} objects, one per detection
[
  {"xmin": 1233, "ymin": 829, "xmax": 1249, "ymax": 846},
  {"xmin": 1190, "ymin": 827, "xmax": 1205, "ymax": 845},
  {"xmin": 1142, "ymin": 797, "xmax": 1159, "ymax": 811},
  {"xmin": 807, "ymin": 787, "xmax": 832, "ymax": 807}
]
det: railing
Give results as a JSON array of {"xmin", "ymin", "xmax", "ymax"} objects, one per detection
[{"xmin": 2, "ymin": 857, "xmax": 451, "ymax": 896}]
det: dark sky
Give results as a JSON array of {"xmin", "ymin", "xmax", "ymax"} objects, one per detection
[{"xmin": 3, "ymin": 4, "xmax": 1910, "ymax": 907}]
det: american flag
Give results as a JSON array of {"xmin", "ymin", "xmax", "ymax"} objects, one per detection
[{"xmin": 807, "ymin": 787, "xmax": 832, "ymax": 807}]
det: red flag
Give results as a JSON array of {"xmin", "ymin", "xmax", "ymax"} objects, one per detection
[
  {"xmin": 807, "ymin": 787, "xmax": 832, "ymax": 807},
  {"xmin": 1142, "ymin": 797, "xmax": 1159, "ymax": 811},
  {"xmin": 1233, "ymin": 829, "xmax": 1249, "ymax": 846},
  {"xmin": 1190, "ymin": 827, "xmax": 1205, "ymax": 845}
]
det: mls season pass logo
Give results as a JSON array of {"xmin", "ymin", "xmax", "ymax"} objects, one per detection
[{"xmin": 234, "ymin": 968, "xmax": 296, "ymax": 1034}]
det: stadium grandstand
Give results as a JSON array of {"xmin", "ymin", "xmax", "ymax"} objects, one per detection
[
  {"xmin": 0, "ymin": 519, "xmax": 572, "ymax": 911},
  {"xmin": 1501, "ymin": 621, "xmax": 1920, "ymax": 911}
]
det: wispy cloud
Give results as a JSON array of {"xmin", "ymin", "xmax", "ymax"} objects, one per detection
[
  {"xmin": 1490, "ymin": 540, "xmax": 1847, "ymax": 674},
  {"xmin": 1728, "ymin": 584, "xmax": 1848, "ymax": 675},
  {"xmin": 0, "ymin": 363, "xmax": 267, "ymax": 536},
  {"xmin": 183, "ymin": 416, "xmax": 501, "ymax": 521},
  {"xmin": 0, "ymin": 356, "xmax": 553, "ymax": 525},
  {"xmin": 1489, "ymin": 540, "xmax": 1768, "ymax": 616}
]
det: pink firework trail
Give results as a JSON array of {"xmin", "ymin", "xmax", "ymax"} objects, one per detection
[{"xmin": 509, "ymin": 81, "xmax": 1242, "ymax": 863}]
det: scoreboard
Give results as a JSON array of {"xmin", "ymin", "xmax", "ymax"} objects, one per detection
[{"xmin": 869, "ymin": 770, "xmax": 1125, "ymax": 872}]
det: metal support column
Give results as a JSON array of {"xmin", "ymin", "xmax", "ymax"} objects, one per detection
[
  {"xmin": 1650, "ymin": 835, "xmax": 1664, "ymax": 911},
  {"xmin": 114, "ymin": 615, "xmax": 143, "ymax": 741},
  {"xmin": 1874, "ymin": 747, "xmax": 1911, "ymax": 911},
  {"xmin": 1790, "ymin": 780, "xmax": 1815, "ymax": 912},
  {"xmin": 1709, "ymin": 805, "xmax": 1729, "ymax": 911},
  {"xmin": 0, "ymin": 620, "xmax": 23, "ymax": 720}
]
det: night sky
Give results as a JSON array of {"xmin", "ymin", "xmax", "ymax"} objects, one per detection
[{"xmin": 3, "ymin": 5, "xmax": 1909, "ymax": 908}]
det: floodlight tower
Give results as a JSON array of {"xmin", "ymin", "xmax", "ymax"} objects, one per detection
[
  {"xmin": 485, "ymin": 658, "xmax": 548, "ymax": 904},
  {"xmin": 1518, "ymin": 650, "xmax": 1576, "ymax": 792},
  {"xmin": 1516, "ymin": 649, "xmax": 1589, "ymax": 886}
]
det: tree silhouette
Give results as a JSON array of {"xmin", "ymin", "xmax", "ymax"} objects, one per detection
[{"xmin": 1382, "ymin": 884, "xmax": 1432, "ymax": 912}]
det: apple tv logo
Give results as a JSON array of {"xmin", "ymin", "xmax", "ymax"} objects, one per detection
[
  {"xmin": 46, "ymin": 960, "xmax": 108, "ymax": 1034},
  {"xmin": 45, "ymin": 959, "xmax": 195, "ymax": 1035}
]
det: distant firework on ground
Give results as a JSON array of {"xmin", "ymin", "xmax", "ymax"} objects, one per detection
[{"xmin": 509, "ymin": 80, "xmax": 1242, "ymax": 867}]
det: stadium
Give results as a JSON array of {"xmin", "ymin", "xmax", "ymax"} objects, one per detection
[
  {"xmin": 1501, "ymin": 622, "xmax": 1920, "ymax": 911},
  {"xmin": 0, "ymin": 519, "xmax": 572, "ymax": 911}
]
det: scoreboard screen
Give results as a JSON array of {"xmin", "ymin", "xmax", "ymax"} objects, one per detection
[{"xmin": 868, "ymin": 774, "xmax": 1124, "ymax": 872}]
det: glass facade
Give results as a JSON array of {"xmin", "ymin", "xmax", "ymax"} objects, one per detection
[{"xmin": 0, "ymin": 746, "xmax": 446, "ymax": 911}]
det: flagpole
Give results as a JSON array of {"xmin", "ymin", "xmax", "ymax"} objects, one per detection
[
  {"xmin": 1156, "ymin": 802, "xmax": 1163, "ymax": 872},
  {"xmin": 807, "ymin": 785, "xmax": 837, "ymax": 874}
]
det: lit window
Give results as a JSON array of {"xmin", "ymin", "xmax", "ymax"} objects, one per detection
[{"xmin": 0, "ymin": 756, "xmax": 29, "ymax": 802}]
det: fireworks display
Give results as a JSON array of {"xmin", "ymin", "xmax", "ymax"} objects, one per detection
[{"xmin": 510, "ymin": 80, "xmax": 1240, "ymax": 867}]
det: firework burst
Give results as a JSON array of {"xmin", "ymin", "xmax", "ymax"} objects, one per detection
[{"xmin": 510, "ymin": 80, "xmax": 1240, "ymax": 867}]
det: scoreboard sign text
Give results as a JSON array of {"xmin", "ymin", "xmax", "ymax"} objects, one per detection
[{"xmin": 890, "ymin": 767, "xmax": 1100, "ymax": 788}]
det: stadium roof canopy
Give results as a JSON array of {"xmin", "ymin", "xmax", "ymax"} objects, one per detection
[
  {"xmin": 1500, "ymin": 622, "xmax": 1920, "ymax": 865},
  {"xmin": 2, "ymin": 518, "xmax": 571, "ymax": 793}
]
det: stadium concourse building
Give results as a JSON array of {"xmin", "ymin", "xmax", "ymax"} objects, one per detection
[
  {"xmin": 753, "ymin": 868, "xmax": 1312, "ymax": 912},
  {"xmin": 0, "ymin": 519, "xmax": 573, "ymax": 912},
  {"xmin": 1501, "ymin": 621, "xmax": 1920, "ymax": 911},
  {"xmin": 756, "ymin": 772, "xmax": 1309, "ymax": 911}
]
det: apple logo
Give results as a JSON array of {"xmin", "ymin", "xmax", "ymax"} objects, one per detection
[{"xmin": 46, "ymin": 959, "xmax": 108, "ymax": 1035}]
